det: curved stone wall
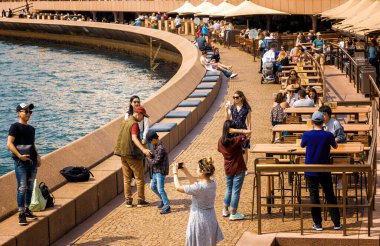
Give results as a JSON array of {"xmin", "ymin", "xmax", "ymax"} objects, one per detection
[{"xmin": 0, "ymin": 19, "xmax": 205, "ymax": 220}]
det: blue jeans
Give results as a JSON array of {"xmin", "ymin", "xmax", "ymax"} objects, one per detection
[
  {"xmin": 224, "ymin": 172, "xmax": 245, "ymax": 210},
  {"xmin": 150, "ymin": 172, "xmax": 169, "ymax": 207},
  {"xmin": 14, "ymin": 159, "xmax": 37, "ymax": 211}
]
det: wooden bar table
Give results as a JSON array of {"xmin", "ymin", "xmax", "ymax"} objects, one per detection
[
  {"xmin": 283, "ymin": 70, "xmax": 319, "ymax": 75},
  {"xmin": 271, "ymin": 124, "xmax": 372, "ymax": 142},
  {"xmin": 281, "ymin": 65, "xmax": 315, "ymax": 70},
  {"xmin": 251, "ymin": 143, "xmax": 364, "ymax": 213},
  {"xmin": 284, "ymin": 106, "xmax": 371, "ymax": 122}
]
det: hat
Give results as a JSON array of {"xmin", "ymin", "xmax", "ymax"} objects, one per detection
[
  {"xmin": 311, "ymin": 111, "xmax": 324, "ymax": 123},
  {"xmin": 16, "ymin": 103, "xmax": 34, "ymax": 112},
  {"xmin": 146, "ymin": 131, "xmax": 159, "ymax": 142},
  {"xmin": 316, "ymin": 32, "xmax": 321, "ymax": 36},
  {"xmin": 135, "ymin": 106, "xmax": 149, "ymax": 118}
]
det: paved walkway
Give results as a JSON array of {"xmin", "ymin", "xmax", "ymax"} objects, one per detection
[{"xmin": 55, "ymin": 46, "xmax": 375, "ymax": 245}]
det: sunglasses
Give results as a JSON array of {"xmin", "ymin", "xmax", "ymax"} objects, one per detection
[
  {"xmin": 132, "ymin": 100, "xmax": 141, "ymax": 104},
  {"xmin": 233, "ymin": 96, "xmax": 241, "ymax": 99},
  {"xmin": 20, "ymin": 110, "xmax": 32, "ymax": 115},
  {"xmin": 290, "ymin": 73, "xmax": 296, "ymax": 75}
]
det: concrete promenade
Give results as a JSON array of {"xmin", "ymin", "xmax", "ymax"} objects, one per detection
[{"xmin": 56, "ymin": 45, "xmax": 379, "ymax": 245}]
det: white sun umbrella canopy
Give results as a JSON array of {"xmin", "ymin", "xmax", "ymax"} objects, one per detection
[
  {"xmin": 220, "ymin": 0, "xmax": 289, "ymax": 17},
  {"xmin": 189, "ymin": 0, "xmax": 216, "ymax": 15},
  {"xmin": 198, "ymin": 0, "xmax": 236, "ymax": 16},
  {"xmin": 320, "ymin": 0, "xmax": 361, "ymax": 19},
  {"xmin": 332, "ymin": 0, "xmax": 375, "ymax": 20},
  {"xmin": 168, "ymin": 1, "xmax": 196, "ymax": 15}
]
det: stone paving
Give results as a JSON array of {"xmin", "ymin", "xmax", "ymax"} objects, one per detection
[{"xmin": 69, "ymin": 45, "xmax": 367, "ymax": 246}]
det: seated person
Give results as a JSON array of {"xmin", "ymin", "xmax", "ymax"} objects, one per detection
[
  {"xmin": 211, "ymin": 48, "xmax": 221, "ymax": 63},
  {"xmin": 299, "ymin": 48, "xmax": 310, "ymax": 63},
  {"xmin": 292, "ymin": 89, "xmax": 315, "ymax": 107},
  {"xmin": 200, "ymin": 51, "xmax": 237, "ymax": 78},
  {"xmin": 318, "ymin": 105, "xmax": 347, "ymax": 143},
  {"xmin": 196, "ymin": 35, "xmax": 212, "ymax": 51},
  {"xmin": 276, "ymin": 51, "xmax": 289, "ymax": 72},
  {"xmin": 307, "ymin": 87, "xmax": 321, "ymax": 106},
  {"xmin": 285, "ymin": 69, "xmax": 304, "ymax": 96}
]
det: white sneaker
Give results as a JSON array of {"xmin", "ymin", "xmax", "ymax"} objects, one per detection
[
  {"xmin": 229, "ymin": 212, "xmax": 245, "ymax": 221},
  {"xmin": 222, "ymin": 209, "xmax": 230, "ymax": 217},
  {"xmin": 230, "ymin": 73, "xmax": 238, "ymax": 78},
  {"xmin": 130, "ymin": 178, "xmax": 136, "ymax": 187}
]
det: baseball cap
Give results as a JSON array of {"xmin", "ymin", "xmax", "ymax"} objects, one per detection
[
  {"xmin": 311, "ymin": 111, "xmax": 324, "ymax": 123},
  {"xmin": 16, "ymin": 103, "xmax": 34, "ymax": 112},
  {"xmin": 146, "ymin": 131, "xmax": 159, "ymax": 142},
  {"xmin": 135, "ymin": 106, "xmax": 149, "ymax": 118},
  {"xmin": 316, "ymin": 32, "xmax": 321, "ymax": 36}
]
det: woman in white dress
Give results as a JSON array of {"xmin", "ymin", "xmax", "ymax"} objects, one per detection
[{"xmin": 173, "ymin": 157, "xmax": 224, "ymax": 246}]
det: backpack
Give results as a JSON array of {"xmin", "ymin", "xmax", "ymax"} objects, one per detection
[
  {"xmin": 29, "ymin": 179, "xmax": 47, "ymax": 211},
  {"xmin": 60, "ymin": 166, "xmax": 94, "ymax": 182},
  {"xmin": 39, "ymin": 182, "xmax": 55, "ymax": 208}
]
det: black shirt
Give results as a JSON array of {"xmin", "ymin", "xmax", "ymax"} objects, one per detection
[{"xmin": 8, "ymin": 122, "xmax": 37, "ymax": 160}]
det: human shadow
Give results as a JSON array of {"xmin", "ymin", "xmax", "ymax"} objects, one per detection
[{"xmin": 73, "ymin": 235, "xmax": 137, "ymax": 245}]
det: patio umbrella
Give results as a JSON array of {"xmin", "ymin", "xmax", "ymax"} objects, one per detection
[
  {"xmin": 220, "ymin": 0, "xmax": 289, "ymax": 17},
  {"xmin": 333, "ymin": 0, "xmax": 380, "ymax": 30},
  {"xmin": 320, "ymin": 0, "xmax": 361, "ymax": 19},
  {"xmin": 168, "ymin": 1, "xmax": 196, "ymax": 15},
  {"xmin": 197, "ymin": 0, "xmax": 235, "ymax": 17},
  {"xmin": 187, "ymin": 0, "xmax": 216, "ymax": 15},
  {"xmin": 332, "ymin": 0, "xmax": 375, "ymax": 20}
]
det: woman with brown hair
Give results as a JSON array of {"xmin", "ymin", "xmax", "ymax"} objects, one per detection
[
  {"xmin": 173, "ymin": 157, "xmax": 224, "ymax": 246},
  {"xmin": 286, "ymin": 69, "xmax": 304, "ymax": 95},
  {"xmin": 225, "ymin": 90, "xmax": 252, "ymax": 166}
]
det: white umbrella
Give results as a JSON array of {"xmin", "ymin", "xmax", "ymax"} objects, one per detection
[
  {"xmin": 197, "ymin": 0, "xmax": 235, "ymax": 16},
  {"xmin": 332, "ymin": 0, "xmax": 375, "ymax": 20},
  {"xmin": 188, "ymin": 0, "xmax": 216, "ymax": 15},
  {"xmin": 217, "ymin": 0, "xmax": 289, "ymax": 17},
  {"xmin": 168, "ymin": 1, "xmax": 196, "ymax": 15}
]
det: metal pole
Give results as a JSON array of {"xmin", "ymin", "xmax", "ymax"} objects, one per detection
[{"xmin": 257, "ymin": 172, "xmax": 262, "ymax": 235}]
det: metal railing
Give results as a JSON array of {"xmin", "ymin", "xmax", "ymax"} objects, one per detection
[
  {"xmin": 305, "ymin": 50, "xmax": 327, "ymax": 102},
  {"xmin": 327, "ymin": 43, "xmax": 361, "ymax": 93}
]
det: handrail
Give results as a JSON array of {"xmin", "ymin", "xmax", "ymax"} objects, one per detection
[
  {"xmin": 255, "ymin": 163, "xmax": 373, "ymax": 236},
  {"xmin": 305, "ymin": 50, "xmax": 327, "ymax": 102},
  {"xmin": 328, "ymin": 42, "xmax": 361, "ymax": 93}
]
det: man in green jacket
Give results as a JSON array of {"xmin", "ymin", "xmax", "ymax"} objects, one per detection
[{"xmin": 114, "ymin": 106, "xmax": 151, "ymax": 208}]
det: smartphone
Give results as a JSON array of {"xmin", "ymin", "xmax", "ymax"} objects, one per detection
[
  {"xmin": 288, "ymin": 148, "xmax": 297, "ymax": 153},
  {"xmin": 178, "ymin": 162, "xmax": 184, "ymax": 169}
]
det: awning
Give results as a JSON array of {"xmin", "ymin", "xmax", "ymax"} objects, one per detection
[
  {"xmin": 320, "ymin": 0, "xmax": 361, "ymax": 19},
  {"xmin": 333, "ymin": 0, "xmax": 380, "ymax": 29},
  {"xmin": 326, "ymin": 0, "xmax": 375, "ymax": 20},
  {"xmin": 214, "ymin": 0, "xmax": 289, "ymax": 17},
  {"xmin": 187, "ymin": 0, "xmax": 216, "ymax": 15},
  {"xmin": 168, "ymin": 1, "xmax": 196, "ymax": 15},
  {"xmin": 197, "ymin": 0, "xmax": 235, "ymax": 16}
]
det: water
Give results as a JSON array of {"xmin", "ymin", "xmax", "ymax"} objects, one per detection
[{"xmin": 0, "ymin": 38, "xmax": 176, "ymax": 176}]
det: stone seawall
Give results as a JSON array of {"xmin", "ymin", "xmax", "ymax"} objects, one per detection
[{"xmin": 0, "ymin": 19, "xmax": 204, "ymax": 221}]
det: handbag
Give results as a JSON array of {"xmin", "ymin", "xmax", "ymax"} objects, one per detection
[
  {"xmin": 60, "ymin": 166, "xmax": 94, "ymax": 182},
  {"xmin": 39, "ymin": 182, "xmax": 55, "ymax": 208},
  {"xmin": 29, "ymin": 179, "xmax": 47, "ymax": 211},
  {"xmin": 15, "ymin": 145, "xmax": 33, "ymax": 156}
]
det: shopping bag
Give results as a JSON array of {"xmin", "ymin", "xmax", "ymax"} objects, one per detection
[{"xmin": 29, "ymin": 179, "xmax": 47, "ymax": 211}]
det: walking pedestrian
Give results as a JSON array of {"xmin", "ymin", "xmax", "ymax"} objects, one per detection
[
  {"xmin": 7, "ymin": 103, "xmax": 41, "ymax": 225},
  {"xmin": 300, "ymin": 111, "xmax": 342, "ymax": 231},
  {"xmin": 218, "ymin": 120, "xmax": 251, "ymax": 220},
  {"xmin": 173, "ymin": 157, "xmax": 224, "ymax": 246},
  {"xmin": 114, "ymin": 106, "xmax": 151, "ymax": 208},
  {"xmin": 146, "ymin": 131, "xmax": 171, "ymax": 214}
]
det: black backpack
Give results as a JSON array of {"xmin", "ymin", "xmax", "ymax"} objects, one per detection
[
  {"xmin": 60, "ymin": 166, "xmax": 94, "ymax": 182},
  {"xmin": 39, "ymin": 182, "xmax": 55, "ymax": 208}
]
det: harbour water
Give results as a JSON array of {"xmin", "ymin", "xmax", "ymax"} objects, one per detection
[{"xmin": 0, "ymin": 38, "xmax": 176, "ymax": 175}]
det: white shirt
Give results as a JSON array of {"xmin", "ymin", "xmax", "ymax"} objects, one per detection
[{"xmin": 124, "ymin": 114, "xmax": 150, "ymax": 140}]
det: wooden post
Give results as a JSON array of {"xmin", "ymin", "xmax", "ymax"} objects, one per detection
[
  {"xmin": 165, "ymin": 20, "xmax": 169, "ymax": 32},
  {"xmin": 158, "ymin": 20, "xmax": 162, "ymax": 30},
  {"xmin": 257, "ymin": 172, "xmax": 262, "ymax": 234},
  {"xmin": 184, "ymin": 21, "xmax": 189, "ymax": 35},
  {"xmin": 311, "ymin": 15, "xmax": 318, "ymax": 32},
  {"xmin": 191, "ymin": 21, "xmax": 195, "ymax": 36}
]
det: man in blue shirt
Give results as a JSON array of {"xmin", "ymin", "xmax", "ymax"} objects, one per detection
[
  {"xmin": 300, "ymin": 111, "xmax": 341, "ymax": 231},
  {"xmin": 311, "ymin": 32, "xmax": 325, "ymax": 70}
]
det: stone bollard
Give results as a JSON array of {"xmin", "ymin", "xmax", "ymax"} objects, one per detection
[
  {"xmin": 170, "ymin": 20, "xmax": 174, "ymax": 32},
  {"xmin": 164, "ymin": 20, "xmax": 169, "ymax": 32},
  {"xmin": 184, "ymin": 21, "xmax": 189, "ymax": 35},
  {"xmin": 158, "ymin": 20, "xmax": 162, "ymax": 30},
  {"xmin": 191, "ymin": 21, "xmax": 195, "ymax": 36}
]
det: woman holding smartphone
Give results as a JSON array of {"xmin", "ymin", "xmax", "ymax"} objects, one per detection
[{"xmin": 173, "ymin": 157, "xmax": 223, "ymax": 246}]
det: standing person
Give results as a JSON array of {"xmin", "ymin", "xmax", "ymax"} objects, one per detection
[
  {"xmin": 368, "ymin": 38, "xmax": 379, "ymax": 78},
  {"xmin": 173, "ymin": 157, "xmax": 224, "ymax": 246},
  {"xmin": 312, "ymin": 32, "xmax": 325, "ymax": 70},
  {"xmin": 258, "ymin": 36, "xmax": 268, "ymax": 73},
  {"xmin": 2, "ymin": 9, "xmax": 6, "ymax": 18},
  {"xmin": 114, "ymin": 106, "xmax": 151, "ymax": 208},
  {"xmin": 174, "ymin": 15, "xmax": 181, "ymax": 33},
  {"xmin": 146, "ymin": 131, "xmax": 171, "ymax": 214},
  {"xmin": 318, "ymin": 105, "xmax": 346, "ymax": 143},
  {"xmin": 125, "ymin": 95, "xmax": 150, "ymax": 186},
  {"xmin": 7, "ymin": 103, "xmax": 41, "ymax": 225},
  {"xmin": 225, "ymin": 90, "xmax": 252, "ymax": 166},
  {"xmin": 218, "ymin": 120, "xmax": 251, "ymax": 220},
  {"xmin": 300, "ymin": 111, "xmax": 342, "ymax": 231},
  {"xmin": 271, "ymin": 93, "xmax": 287, "ymax": 127}
]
